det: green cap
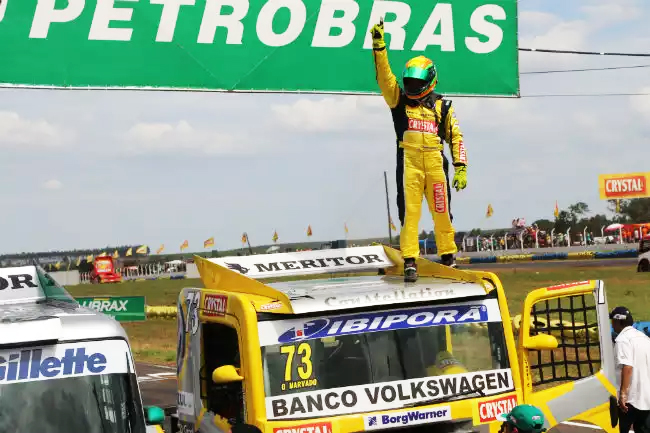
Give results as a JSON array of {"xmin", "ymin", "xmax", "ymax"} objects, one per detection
[{"xmin": 496, "ymin": 405, "xmax": 547, "ymax": 433}]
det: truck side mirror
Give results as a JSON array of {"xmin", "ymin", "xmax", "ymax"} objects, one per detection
[
  {"xmin": 524, "ymin": 333, "xmax": 558, "ymax": 350},
  {"xmin": 145, "ymin": 406, "xmax": 165, "ymax": 425},
  {"xmin": 212, "ymin": 365, "xmax": 244, "ymax": 384},
  {"xmin": 232, "ymin": 424, "xmax": 263, "ymax": 433}
]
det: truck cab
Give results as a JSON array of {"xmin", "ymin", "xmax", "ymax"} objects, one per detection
[
  {"xmin": 638, "ymin": 235, "xmax": 650, "ymax": 272},
  {"xmin": 172, "ymin": 246, "xmax": 618, "ymax": 433},
  {"xmin": 0, "ymin": 265, "xmax": 164, "ymax": 432}
]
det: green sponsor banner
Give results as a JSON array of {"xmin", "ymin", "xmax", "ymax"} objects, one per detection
[
  {"xmin": 0, "ymin": 0, "xmax": 518, "ymax": 96},
  {"xmin": 77, "ymin": 296, "xmax": 146, "ymax": 322}
]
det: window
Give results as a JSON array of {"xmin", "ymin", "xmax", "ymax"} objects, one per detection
[
  {"xmin": 528, "ymin": 294, "xmax": 601, "ymax": 390},
  {"xmin": 201, "ymin": 323, "xmax": 244, "ymax": 424}
]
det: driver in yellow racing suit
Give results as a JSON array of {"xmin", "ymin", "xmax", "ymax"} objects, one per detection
[{"xmin": 370, "ymin": 19, "xmax": 468, "ymax": 282}]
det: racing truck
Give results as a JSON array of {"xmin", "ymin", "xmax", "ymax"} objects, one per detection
[
  {"xmin": 171, "ymin": 245, "xmax": 619, "ymax": 433},
  {"xmin": 0, "ymin": 265, "xmax": 164, "ymax": 432}
]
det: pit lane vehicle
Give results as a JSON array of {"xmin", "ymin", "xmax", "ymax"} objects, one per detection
[
  {"xmin": 172, "ymin": 246, "xmax": 619, "ymax": 433},
  {"xmin": 638, "ymin": 235, "xmax": 650, "ymax": 272},
  {"xmin": 0, "ymin": 265, "xmax": 164, "ymax": 433}
]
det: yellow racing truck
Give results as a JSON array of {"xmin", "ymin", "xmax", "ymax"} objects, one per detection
[{"xmin": 171, "ymin": 246, "xmax": 618, "ymax": 433}]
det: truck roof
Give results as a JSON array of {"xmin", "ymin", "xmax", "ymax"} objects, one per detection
[
  {"xmin": 0, "ymin": 265, "xmax": 128, "ymax": 346},
  {"xmin": 194, "ymin": 245, "xmax": 493, "ymax": 315}
]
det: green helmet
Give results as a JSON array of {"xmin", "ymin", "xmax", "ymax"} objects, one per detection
[
  {"xmin": 497, "ymin": 405, "xmax": 547, "ymax": 433},
  {"xmin": 402, "ymin": 56, "xmax": 438, "ymax": 99}
]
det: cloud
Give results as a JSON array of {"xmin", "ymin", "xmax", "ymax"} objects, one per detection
[
  {"xmin": 0, "ymin": 111, "xmax": 74, "ymax": 149},
  {"xmin": 121, "ymin": 120, "xmax": 251, "ymax": 155},
  {"xmin": 270, "ymin": 95, "xmax": 388, "ymax": 132},
  {"xmin": 42, "ymin": 179, "xmax": 63, "ymax": 190},
  {"xmin": 629, "ymin": 87, "xmax": 650, "ymax": 119}
]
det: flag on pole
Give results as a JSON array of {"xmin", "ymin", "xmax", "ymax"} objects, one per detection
[
  {"xmin": 344, "ymin": 223, "xmax": 349, "ymax": 234},
  {"xmin": 76, "ymin": 256, "xmax": 81, "ymax": 266},
  {"xmin": 272, "ymin": 231, "xmax": 279, "ymax": 243},
  {"xmin": 241, "ymin": 233, "xmax": 248, "ymax": 244},
  {"xmin": 554, "ymin": 201, "xmax": 559, "ymax": 218},
  {"xmin": 204, "ymin": 237, "xmax": 215, "ymax": 248},
  {"xmin": 156, "ymin": 244, "xmax": 165, "ymax": 254},
  {"xmin": 136, "ymin": 245, "xmax": 148, "ymax": 254},
  {"xmin": 180, "ymin": 240, "xmax": 189, "ymax": 251},
  {"xmin": 389, "ymin": 217, "xmax": 397, "ymax": 232},
  {"xmin": 113, "ymin": 250, "xmax": 119, "ymax": 259},
  {"xmin": 486, "ymin": 204, "xmax": 494, "ymax": 218},
  {"xmin": 307, "ymin": 225, "xmax": 313, "ymax": 237},
  {"xmin": 616, "ymin": 199, "xmax": 621, "ymax": 213}
]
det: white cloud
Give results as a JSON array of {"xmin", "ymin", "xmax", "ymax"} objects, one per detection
[
  {"xmin": 42, "ymin": 179, "xmax": 63, "ymax": 190},
  {"xmin": 122, "ymin": 120, "xmax": 252, "ymax": 155},
  {"xmin": 0, "ymin": 111, "xmax": 74, "ymax": 148},
  {"xmin": 630, "ymin": 87, "xmax": 650, "ymax": 119},
  {"xmin": 270, "ymin": 95, "xmax": 388, "ymax": 132}
]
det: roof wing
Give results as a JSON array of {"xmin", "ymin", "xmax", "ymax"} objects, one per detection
[
  {"xmin": 0, "ymin": 266, "xmax": 77, "ymax": 306},
  {"xmin": 194, "ymin": 246, "xmax": 486, "ymax": 310}
]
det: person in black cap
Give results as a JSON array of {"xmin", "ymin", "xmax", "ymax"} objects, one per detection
[{"xmin": 610, "ymin": 306, "xmax": 650, "ymax": 433}]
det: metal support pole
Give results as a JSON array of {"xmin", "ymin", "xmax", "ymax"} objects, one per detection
[{"xmin": 384, "ymin": 171, "xmax": 394, "ymax": 246}]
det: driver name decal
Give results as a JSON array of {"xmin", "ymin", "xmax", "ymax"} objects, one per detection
[{"xmin": 266, "ymin": 369, "xmax": 513, "ymax": 419}]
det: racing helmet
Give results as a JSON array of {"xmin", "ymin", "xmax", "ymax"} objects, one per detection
[{"xmin": 402, "ymin": 56, "xmax": 438, "ymax": 99}]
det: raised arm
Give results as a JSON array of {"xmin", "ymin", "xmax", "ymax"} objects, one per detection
[{"xmin": 370, "ymin": 20, "xmax": 400, "ymax": 109}]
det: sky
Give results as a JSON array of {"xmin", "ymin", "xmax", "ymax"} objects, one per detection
[{"xmin": 1, "ymin": 0, "xmax": 649, "ymax": 254}]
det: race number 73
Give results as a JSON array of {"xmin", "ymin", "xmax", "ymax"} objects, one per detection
[{"xmin": 280, "ymin": 343, "xmax": 313, "ymax": 381}]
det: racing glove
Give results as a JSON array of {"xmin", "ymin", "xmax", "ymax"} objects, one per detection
[
  {"xmin": 370, "ymin": 19, "xmax": 385, "ymax": 49},
  {"xmin": 453, "ymin": 165, "xmax": 467, "ymax": 191}
]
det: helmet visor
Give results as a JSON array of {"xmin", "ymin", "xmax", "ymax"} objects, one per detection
[{"xmin": 402, "ymin": 66, "xmax": 436, "ymax": 96}]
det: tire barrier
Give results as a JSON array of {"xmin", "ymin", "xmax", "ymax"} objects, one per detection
[{"xmin": 437, "ymin": 248, "xmax": 638, "ymax": 265}]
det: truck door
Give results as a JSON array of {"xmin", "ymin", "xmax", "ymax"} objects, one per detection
[{"xmin": 516, "ymin": 280, "xmax": 617, "ymax": 433}]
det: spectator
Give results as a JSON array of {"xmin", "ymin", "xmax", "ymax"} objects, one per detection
[{"xmin": 610, "ymin": 306, "xmax": 650, "ymax": 433}]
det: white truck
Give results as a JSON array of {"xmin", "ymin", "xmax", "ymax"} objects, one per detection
[
  {"xmin": 638, "ymin": 235, "xmax": 650, "ymax": 272},
  {"xmin": 0, "ymin": 265, "xmax": 166, "ymax": 432}
]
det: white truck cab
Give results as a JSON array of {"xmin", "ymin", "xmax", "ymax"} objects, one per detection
[
  {"xmin": 638, "ymin": 235, "xmax": 650, "ymax": 272},
  {"xmin": 0, "ymin": 265, "xmax": 165, "ymax": 432}
]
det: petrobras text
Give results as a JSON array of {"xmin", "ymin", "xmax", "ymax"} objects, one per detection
[
  {"xmin": 266, "ymin": 369, "xmax": 513, "ymax": 419},
  {"xmin": 364, "ymin": 406, "xmax": 452, "ymax": 430},
  {"xmin": 259, "ymin": 299, "xmax": 501, "ymax": 346},
  {"xmin": 0, "ymin": 340, "xmax": 131, "ymax": 384}
]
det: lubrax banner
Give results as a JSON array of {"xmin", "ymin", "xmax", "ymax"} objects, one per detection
[
  {"xmin": 77, "ymin": 296, "xmax": 146, "ymax": 322},
  {"xmin": 266, "ymin": 369, "xmax": 514, "ymax": 419},
  {"xmin": 0, "ymin": 0, "xmax": 518, "ymax": 96}
]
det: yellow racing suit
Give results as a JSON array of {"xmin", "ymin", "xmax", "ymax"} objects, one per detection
[{"xmin": 372, "ymin": 48, "xmax": 467, "ymax": 259}]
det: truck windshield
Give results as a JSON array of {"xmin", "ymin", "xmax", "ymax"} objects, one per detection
[
  {"xmin": 259, "ymin": 298, "xmax": 512, "ymax": 420},
  {"xmin": 0, "ymin": 339, "xmax": 145, "ymax": 433},
  {"xmin": 0, "ymin": 373, "xmax": 145, "ymax": 433}
]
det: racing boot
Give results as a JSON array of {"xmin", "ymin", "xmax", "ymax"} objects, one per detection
[
  {"xmin": 404, "ymin": 258, "xmax": 418, "ymax": 282},
  {"xmin": 440, "ymin": 254, "xmax": 457, "ymax": 268}
]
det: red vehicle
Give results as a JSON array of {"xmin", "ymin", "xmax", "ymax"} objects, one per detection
[{"xmin": 90, "ymin": 256, "xmax": 122, "ymax": 284}]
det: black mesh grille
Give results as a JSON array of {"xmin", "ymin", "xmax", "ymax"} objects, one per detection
[{"xmin": 528, "ymin": 294, "xmax": 601, "ymax": 387}]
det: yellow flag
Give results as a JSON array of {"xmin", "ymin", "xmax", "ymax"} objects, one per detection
[
  {"xmin": 136, "ymin": 245, "xmax": 148, "ymax": 254},
  {"xmin": 180, "ymin": 240, "xmax": 189, "ymax": 250},
  {"xmin": 156, "ymin": 244, "xmax": 165, "ymax": 254},
  {"xmin": 54, "ymin": 262, "xmax": 61, "ymax": 270},
  {"xmin": 204, "ymin": 237, "xmax": 215, "ymax": 248},
  {"xmin": 126, "ymin": 248, "xmax": 133, "ymax": 257},
  {"xmin": 113, "ymin": 250, "xmax": 119, "ymax": 259},
  {"xmin": 389, "ymin": 217, "xmax": 397, "ymax": 232},
  {"xmin": 486, "ymin": 204, "xmax": 494, "ymax": 218},
  {"xmin": 307, "ymin": 225, "xmax": 313, "ymax": 237},
  {"xmin": 344, "ymin": 223, "xmax": 349, "ymax": 234},
  {"xmin": 241, "ymin": 233, "xmax": 248, "ymax": 244},
  {"xmin": 272, "ymin": 231, "xmax": 279, "ymax": 243},
  {"xmin": 554, "ymin": 200, "xmax": 559, "ymax": 218},
  {"xmin": 87, "ymin": 254, "xmax": 94, "ymax": 262}
]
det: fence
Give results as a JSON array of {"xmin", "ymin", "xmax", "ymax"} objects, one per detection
[
  {"xmin": 79, "ymin": 264, "xmax": 188, "ymax": 284},
  {"xmin": 461, "ymin": 225, "xmax": 636, "ymax": 253}
]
